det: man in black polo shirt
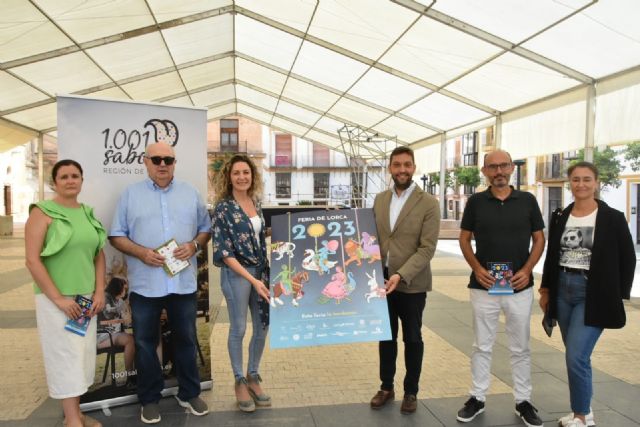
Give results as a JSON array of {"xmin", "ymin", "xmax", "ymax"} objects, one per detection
[{"xmin": 456, "ymin": 150, "xmax": 545, "ymax": 427}]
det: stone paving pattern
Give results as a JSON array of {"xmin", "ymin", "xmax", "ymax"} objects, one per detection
[{"xmin": 1, "ymin": 231, "xmax": 639, "ymax": 426}]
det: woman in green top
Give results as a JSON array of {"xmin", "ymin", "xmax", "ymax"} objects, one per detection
[{"xmin": 25, "ymin": 159, "xmax": 106, "ymax": 427}]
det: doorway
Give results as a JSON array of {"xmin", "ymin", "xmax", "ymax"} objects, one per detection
[
  {"xmin": 3, "ymin": 185, "xmax": 11, "ymax": 216},
  {"xmin": 547, "ymin": 186, "xmax": 562, "ymax": 224}
]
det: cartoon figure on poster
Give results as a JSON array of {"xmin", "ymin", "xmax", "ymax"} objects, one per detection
[
  {"xmin": 364, "ymin": 270, "xmax": 386, "ymax": 302},
  {"xmin": 487, "ymin": 262, "xmax": 514, "ymax": 295},
  {"xmin": 270, "ymin": 267, "xmax": 309, "ymax": 307},
  {"xmin": 269, "ymin": 208, "xmax": 392, "ymax": 349},
  {"xmin": 270, "ymin": 241, "xmax": 295, "ymax": 261}
]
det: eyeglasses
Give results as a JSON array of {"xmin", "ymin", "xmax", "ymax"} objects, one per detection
[
  {"xmin": 147, "ymin": 156, "xmax": 175, "ymax": 166},
  {"xmin": 485, "ymin": 162, "xmax": 512, "ymax": 171}
]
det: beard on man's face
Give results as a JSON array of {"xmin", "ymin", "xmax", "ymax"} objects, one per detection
[
  {"xmin": 491, "ymin": 174, "xmax": 510, "ymax": 188},
  {"xmin": 392, "ymin": 175, "xmax": 413, "ymax": 190}
]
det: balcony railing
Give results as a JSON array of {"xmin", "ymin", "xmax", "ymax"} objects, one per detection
[
  {"xmin": 263, "ymin": 191, "xmax": 366, "ymax": 208},
  {"xmin": 208, "ymin": 139, "xmax": 249, "ymax": 154},
  {"xmin": 267, "ymin": 155, "xmax": 388, "ymax": 169}
]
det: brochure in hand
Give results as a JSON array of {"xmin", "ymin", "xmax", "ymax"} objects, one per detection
[
  {"xmin": 64, "ymin": 295, "xmax": 93, "ymax": 336},
  {"xmin": 487, "ymin": 262, "xmax": 514, "ymax": 295},
  {"xmin": 155, "ymin": 238, "xmax": 190, "ymax": 277}
]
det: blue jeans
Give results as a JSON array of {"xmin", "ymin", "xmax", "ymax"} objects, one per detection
[
  {"xmin": 220, "ymin": 265, "xmax": 269, "ymax": 379},
  {"xmin": 129, "ymin": 292, "xmax": 200, "ymax": 405},
  {"xmin": 556, "ymin": 271, "xmax": 603, "ymax": 415}
]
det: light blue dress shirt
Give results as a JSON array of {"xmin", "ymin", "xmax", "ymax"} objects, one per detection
[{"xmin": 109, "ymin": 178, "xmax": 211, "ymax": 297}]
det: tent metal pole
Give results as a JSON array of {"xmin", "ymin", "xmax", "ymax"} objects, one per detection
[
  {"xmin": 494, "ymin": 114, "xmax": 502, "ymax": 150},
  {"xmin": 38, "ymin": 133, "xmax": 44, "ymax": 201},
  {"xmin": 584, "ymin": 84, "xmax": 596, "ymax": 162},
  {"xmin": 439, "ymin": 132, "xmax": 447, "ymax": 219}
]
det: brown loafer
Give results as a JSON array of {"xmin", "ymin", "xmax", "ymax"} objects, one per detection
[
  {"xmin": 370, "ymin": 389, "xmax": 395, "ymax": 409},
  {"xmin": 400, "ymin": 394, "xmax": 417, "ymax": 414}
]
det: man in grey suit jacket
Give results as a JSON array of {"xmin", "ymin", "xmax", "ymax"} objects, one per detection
[{"xmin": 369, "ymin": 146, "xmax": 440, "ymax": 415}]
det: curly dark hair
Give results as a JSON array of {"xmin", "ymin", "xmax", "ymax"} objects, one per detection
[{"xmin": 213, "ymin": 154, "xmax": 263, "ymax": 202}]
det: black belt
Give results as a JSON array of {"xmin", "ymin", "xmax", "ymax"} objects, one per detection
[{"xmin": 559, "ymin": 266, "xmax": 588, "ymax": 275}]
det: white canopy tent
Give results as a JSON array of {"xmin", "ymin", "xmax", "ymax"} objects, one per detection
[{"xmin": 1, "ymin": 0, "xmax": 640, "ymax": 161}]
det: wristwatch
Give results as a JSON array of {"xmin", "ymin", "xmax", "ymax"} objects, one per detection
[{"xmin": 192, "ymin": 240, "xmax": 201, "ymax": 255}]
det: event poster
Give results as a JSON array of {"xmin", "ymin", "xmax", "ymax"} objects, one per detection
[
  {"xmin": 269, "ymin": 208, "xmax": 392, "ymax": 349},
  {"xmin": 57, "ymin": 95, "xmax": 210, "ymax": 408}
]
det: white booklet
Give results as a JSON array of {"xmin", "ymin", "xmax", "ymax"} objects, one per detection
[{"xmin": 155, "ymin": 238, "xmax": 190, "ymax": 277}]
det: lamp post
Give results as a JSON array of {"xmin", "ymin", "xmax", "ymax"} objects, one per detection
[
  {"xmin": 420, "ymin": 174, "xmax": 428, "ymax": 191},
  {"xmin": 513, "ymin": 159, "xmax": 526, "ymax": 190}
]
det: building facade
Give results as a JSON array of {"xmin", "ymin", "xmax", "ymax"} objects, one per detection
[{"xmin": 207, "ymin": 117, "xmax": 386, "ymax": 208}]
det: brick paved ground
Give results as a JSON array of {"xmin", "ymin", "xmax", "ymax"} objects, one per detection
[{"xmin": 1, "ymin": 233, "xmax": 639, "ymax": 426}]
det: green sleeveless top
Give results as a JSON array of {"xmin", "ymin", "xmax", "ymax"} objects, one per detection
[{"xmin": 31, "ymin": 200, "xmax": 106, "ymax": 296}]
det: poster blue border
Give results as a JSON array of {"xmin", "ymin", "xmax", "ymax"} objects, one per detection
[{"xmin": 269, "ymin": 208, "xmax": 392, "ymax": 349}]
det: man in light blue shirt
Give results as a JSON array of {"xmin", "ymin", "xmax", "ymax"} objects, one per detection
[{"xmin": 110, "ymin": 142, "xmax": 210, "ymax": 424}]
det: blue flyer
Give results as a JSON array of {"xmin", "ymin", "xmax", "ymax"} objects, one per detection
[
  {"xmin": 487, "ymin": 262, "xmax": 515, "ymax": 295},
  {"xmin": 269, "ymin": 208, "xmax": 392, "ymax": 349},
  {"xmin": 64, "ymin": 295, "xmax": 93, "ymax": 336}
]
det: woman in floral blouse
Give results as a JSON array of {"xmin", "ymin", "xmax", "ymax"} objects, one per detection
[{"xmin": 211, "ymin": 154, "xmax": 271, "ymax": 413}]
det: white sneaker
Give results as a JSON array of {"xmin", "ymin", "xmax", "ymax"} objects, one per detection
[
  {"xmin": 565, "ymin": 418, "xmax": 587, "ymax": 427},
  {"xmin": 558, "ymin": 410, "xmax": 595, "ymax": 426}
]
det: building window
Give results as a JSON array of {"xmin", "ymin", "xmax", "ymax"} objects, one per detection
[
  {"xmin": 276, "ymin": 173, "xmax": 291, "ymax": 199},
  {"xmin": 275, "ymin": 134, "xmax": 292, "ymax": 167},
  {"xmin": 313, "ymin": 173, "xmax": 330, "ymax": 202},
  {"xmin": 463, "ymin": 184, "xmax": 475, "ymax": 195},
  {"xmin": 220, "ymin": 119, "xmax": 238, "ymax": 152},
  {"xmin": 548, "ymin": 187, "xmax": 562, "ymax": 223},
  {"xmin": 551, "ymin": 153, "xmax": 562, "ymax": 178},
  {"xmin": 485, "ymin": 127, "xmax": 494, "ymax": 147},
  {"xmin": 515, "ymin": 161, "xmax": 527, "ymax": 187},
  {"xmin": 462, "ymin": 132, "xmax": 478, "ymax": 166},
  {"xmin": 313, "ymin": 144, "xmax": 330, "ymax": 167},
  {"xmin": 563, "ymin": 150, "xmax": 579, "ymax": 169},
  {"xmin": 564, "ymin": 150, "xmax": 579, "ymax": 159}
]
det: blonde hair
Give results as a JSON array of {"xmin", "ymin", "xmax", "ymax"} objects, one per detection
[{"xmin": 214, "ymin": 154, "xmax": 263, "ymax": 203}]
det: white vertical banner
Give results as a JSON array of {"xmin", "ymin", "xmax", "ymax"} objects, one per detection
[
  {"xmin": 57, "ymin": 94, "xmax": 210, "ymax": 407},
  {"xmin": 57, "ymin": 95, "xmax": 207, "ymax": 227}
]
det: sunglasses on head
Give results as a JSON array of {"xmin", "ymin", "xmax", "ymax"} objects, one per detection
[{"xmin": 147, "ymin": 156, "xmax": 175, "ymax": 166}]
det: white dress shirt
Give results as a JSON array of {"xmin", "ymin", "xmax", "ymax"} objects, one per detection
[{"xmin": 387, "ymin": 181, "xmax": 416, "ymax": 267}]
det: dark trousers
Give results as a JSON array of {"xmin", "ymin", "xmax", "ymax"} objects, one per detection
[
  {"xmin": 130, "ymin": 291, "xmax": 201, "ymax": 405},
  {"xmin": 379, "ymin": 271, "xmax": 426, "ymax": 395}
]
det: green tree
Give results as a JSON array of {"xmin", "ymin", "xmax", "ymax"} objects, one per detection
[
  {"xmin": 453, "ymin": 166, "xmax": 481, "ymax": 193},
  {"xmin": 623, "ymin": 140, "xmax": 640, "ymax": 171},
  {"xmin": 571, "ymin": 147, "xmax": 623, "ymax": 189},
  {"xmin": 428, "ymin": 172, "xmax": 439, "ymax": 188},
  {"xmin": 428, "ymin": 171, "xmax": 455, "ymax": 190}
]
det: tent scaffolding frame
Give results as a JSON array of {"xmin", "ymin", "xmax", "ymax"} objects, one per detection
[{"xmin": 337, "ymin": 124, "xmax": 398, "ymax": 208}]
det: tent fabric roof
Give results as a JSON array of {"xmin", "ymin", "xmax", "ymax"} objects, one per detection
[{"xmin": 1, "ymin": 0, "xmax": 639, "ymax": 151}]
